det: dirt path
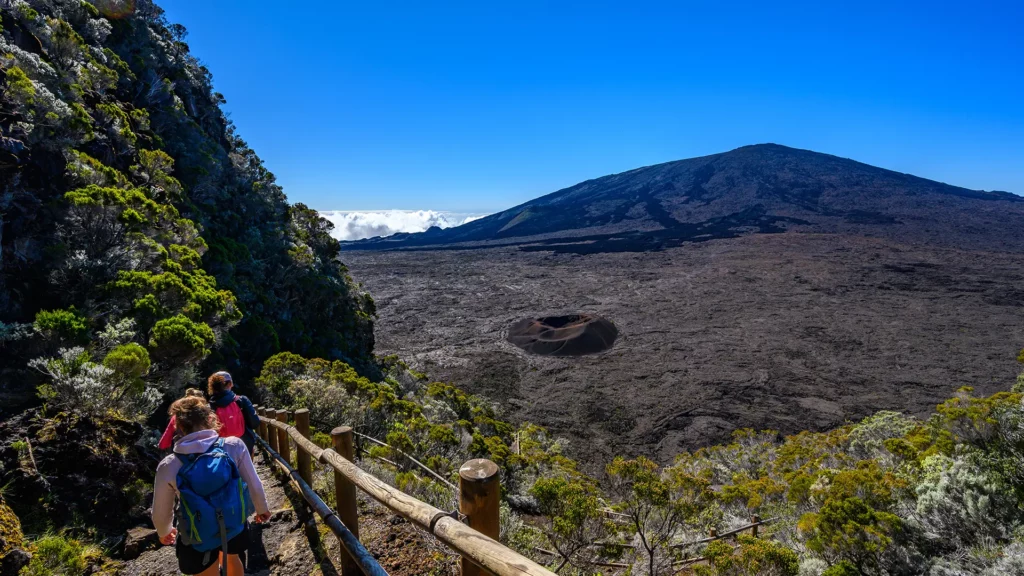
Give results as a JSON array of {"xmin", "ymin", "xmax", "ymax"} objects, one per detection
[
  {"xmin": 122, "ymin": 450, "xmax": 323, "ymax": 576},
  {"xmin": 121, "ymin": 451, "xmax": 455, "ymax": 575}
]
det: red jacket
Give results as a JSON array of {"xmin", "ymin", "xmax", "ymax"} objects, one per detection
[{"xmin": 158, "ymin": 416, "xmax": 177, "ymax": 450}]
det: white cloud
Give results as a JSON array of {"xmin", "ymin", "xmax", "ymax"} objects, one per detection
[{"xmin": 319, "ymin": 210, "xmax": 488, "ymax": 241}]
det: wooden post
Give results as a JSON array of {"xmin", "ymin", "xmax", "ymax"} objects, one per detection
[
  {"xmin": 459, "ymin": 458, "xmax": 500, "ymax": 576},
  {"xmin": 332, "ymin": 426, "xmax": 360, "ymax": 576},
  {"xmin": 751, "ymin": 515, "xmax": 760, "ymax": 538},
  {"xmin": 294, "ymin": 409, "xmax": 313, "ymax": 486},
  {"xmin": 709, "ymin": 527, "xmax": 718, "ymax": 538},
  {"xmin": 257, "ymin": 408, "xmax": 268, "ymax": 441},
  {"xmin": 276, "ymin": 409, "xmax": 290, "ymax": 463},
  {"xmin": 267, "ymin": 408, "xmax": 279, "ymax": 452}
]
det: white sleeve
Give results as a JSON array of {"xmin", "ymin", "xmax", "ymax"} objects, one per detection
[
  {"xmin": 151, "ymin": 456, "xmax": 178, "ymax": 538},
  {"xmin": 227, "ymin": 438, "xmax": 270, "ymax": 515}
]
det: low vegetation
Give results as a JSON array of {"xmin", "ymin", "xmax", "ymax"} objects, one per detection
[{"xmin": 257, "ymin": 352, "xmax": 1024, "ymax": 576}]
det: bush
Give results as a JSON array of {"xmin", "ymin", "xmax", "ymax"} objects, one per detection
[
  {"xmin": 102, "ymin": 343, "xmax": 150, "ymax": 390},
  {"xmin": 30, "ymin": 347, "xmax": 160, "ymax": 420},
  {"xmin": 982, "ymin": 541, "xmax": 1024, "ymax": 575},
  {"xmin": 149, "ymin": 314, "xmax": 215, "ymax": 361},
  {"xmin": 847, "ymin": 411, "xmax": 916, "ymax": 460},
  {"xmin": 820, "ymin": 560, "xmax": 859, "ymax": 576},
  {"xmin": 915, "ymin": 452, "xmax": 1019, "ymax": 547},
  {"xmin": 4, "ymin": 66, "xmax": 36, "ymax": 106},
  {"xmin": 34, "ymin": 307, "xmax": 89, "ymax": 343},
  {"xmin": 696, "ymin": 535, "xmax": 799, "ymax": 576},
  {"xmin": 21, "ymin": 534, "xmax": 100, "ymax": 576},
  {"xmin": 530, "ymin": 476, "xmax": 606, "ymax": 571},
  {"xmin": 607, "ymin": 456, "xmax": 692, "ymax": 576},
  {"xmin": 799, "ymin": 497, "xmax": 901, "ymax": 574}
]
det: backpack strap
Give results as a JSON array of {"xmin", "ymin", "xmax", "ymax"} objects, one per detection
[{"xmin": 216, "ymin": 509, "xmax": 229, "ymax": 576}]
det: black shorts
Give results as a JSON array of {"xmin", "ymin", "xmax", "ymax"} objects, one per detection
[{"xmin": 176, "ymin": 524, "xmax": 249, "ymax": 575}]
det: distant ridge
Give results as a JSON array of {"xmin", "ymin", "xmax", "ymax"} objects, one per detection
[{"xmin": 342, "ymin": 144, "xmax": 1024, "ymax": 254}]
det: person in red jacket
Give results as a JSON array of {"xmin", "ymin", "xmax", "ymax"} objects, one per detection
[
  {"xmin": 207, "ymin": 371, "xmax": 260, "ymax": 454},
  {"xmin": 158, "ymin": 388, "xmax": 205, "ymax": 451}
]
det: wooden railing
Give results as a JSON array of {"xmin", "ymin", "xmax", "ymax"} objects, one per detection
[{"xmin": 254, "ymin": 406, "xmax": 556, "ymax": 576}]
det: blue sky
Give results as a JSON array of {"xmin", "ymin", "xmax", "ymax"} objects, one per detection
[{"xmin": 161, "ymin": 1, "xmax": 1024, "ymax": 212}]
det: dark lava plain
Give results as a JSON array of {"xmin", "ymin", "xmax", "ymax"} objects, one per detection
[{"xmin": 344, "ymin": 233, "xmax": 1024, "ymax": 470}]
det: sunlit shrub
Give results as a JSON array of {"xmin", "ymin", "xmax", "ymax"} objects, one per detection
[
  {"xmin": 21, "ymin": 534, "xmax": 99, "ymax": 576},
  {"xmin": 34, "ymin": 307, "xmax": 89, "ymax": 343}
]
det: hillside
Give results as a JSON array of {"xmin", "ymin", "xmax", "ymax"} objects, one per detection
[
  {"xmin": 0, "ymin": 0, "xmax": 375, "ymax": 413},
  {"xmin": 344, "ymin": 144, "xmax": 1024, "ymax": 254}
]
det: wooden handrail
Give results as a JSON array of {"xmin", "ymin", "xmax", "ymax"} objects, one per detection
[
  {"xmin": 258, "ymin": 415, "xmax": 557, "ymax": 576},
  {"xmin": 319, "ymin": 447, "xmax": 450, "ymax": 530},
  {"xmin": 255, "ymin": 433, "xmax": 388, "ymax": 576}
]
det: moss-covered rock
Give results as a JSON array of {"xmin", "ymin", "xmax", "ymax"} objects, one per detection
[{"xmin": 0, "ymin": 493, "xmax": 25, "ymax": 560}]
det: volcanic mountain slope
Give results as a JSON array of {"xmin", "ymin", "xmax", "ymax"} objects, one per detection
[
  {"xmin": 344, "ymin": 144, "xmax": 1024, "ymax": 254},
  {"xmin": 342, "ymin": 145, "xmax": 1024, "ymax": 468}
]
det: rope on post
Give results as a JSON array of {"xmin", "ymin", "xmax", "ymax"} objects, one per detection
[{"xmin": 352, "ymin": 430, "xmax": 458, "ymax": 492}]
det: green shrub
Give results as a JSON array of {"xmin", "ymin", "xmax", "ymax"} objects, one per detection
[
  {"xmin": 4, "ymin": 66, "xmax": 35, "ymax": 106},
  {"xmin": 67, "ymin": 151, "xmax": 128, "ymax": 187},
  {"xmin": 149, "ymin": 315, "xmax": 215, "ymax": 360},
  {"xmin": 22, "ymin": 534, "xmax": 99, "ymax": 576},
  {"xmin": 821, "ymin": 560, "xmax": 860, "ymax": 576},
  {"xmin": 34, "ymin": 307, "xmax": 88, "ymax": 342},
  {"xmin": 530, "ymin": 476, "xmax": 606, "ymax": 571},
  {"xmin": 80, "ymin": 1, "xmax": 100, "ymax": 17},
  {"xmin": 799, "ymin": 496, "xmax": 901, "ymax": 573},
  {"xmin": 695, "ymin": 535, "xmax": 799, "ymax": 576},
  {"xmin": 102, "ymin": 343, "xmax": 150, "ymax": 390}
]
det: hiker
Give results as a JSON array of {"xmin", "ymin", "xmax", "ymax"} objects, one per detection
[
  {"xmin": 207, "ymin": 371, "xmax": 260, "ymax": 454},
  {"xmin": 153, "ymin": 396, "xmax": 271, "ymax": 576},
  {"xmin": 158, "ymin": 388, "xmax": 206, "ymax": 451}
]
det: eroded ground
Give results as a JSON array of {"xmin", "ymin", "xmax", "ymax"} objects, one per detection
[{"xmin": 344, "ymin": 233, "xmax": 1024, "ymax": 469}]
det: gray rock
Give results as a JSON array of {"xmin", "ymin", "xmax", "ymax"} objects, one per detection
[{"xmin": 123, "ymin": 526, "xmax": 159, "ymax": 560}]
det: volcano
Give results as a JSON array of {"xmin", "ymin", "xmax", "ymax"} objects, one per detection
[{"xmin": 343, "ymin": 144, "xmax": 1023, "ymax": 254}]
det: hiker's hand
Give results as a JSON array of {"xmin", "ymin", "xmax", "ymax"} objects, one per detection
[
  {"xmin": 160, "ymin": 528, "xmax": 177, "ymax": 546},
  {"xmin": 254, "ymin": 512, "xmax": 271, "ymax": 524}
]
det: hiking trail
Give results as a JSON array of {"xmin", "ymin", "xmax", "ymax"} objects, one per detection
[{"xmin": 120, "ymin": 450, "xmax": 447, "ymax": 575}]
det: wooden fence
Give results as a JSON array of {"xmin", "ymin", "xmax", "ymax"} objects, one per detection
[{"xmin": 253, "ymin": 406, "xmax": 556, "ymax": 576}]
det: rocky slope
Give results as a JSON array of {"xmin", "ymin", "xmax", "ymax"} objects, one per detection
[
  {"xmin": 345, "ymin": 233, "xmax": 1024, "ymax": 467},
  {"xmin": 344, "ymin": 144, "xmax": 1024, "ymax": 254}
]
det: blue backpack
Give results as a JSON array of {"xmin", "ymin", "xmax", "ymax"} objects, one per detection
[{"xmin": 175, "ymin": 439, "xmax": 253, "ymax": 555}]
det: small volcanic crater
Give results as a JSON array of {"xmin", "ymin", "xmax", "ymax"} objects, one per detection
[{"xmin": 507, "ymin": 314, "xmax": 618, "ymax": 356}]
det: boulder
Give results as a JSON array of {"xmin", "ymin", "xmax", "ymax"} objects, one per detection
[
  {"xmin": 0, "ymin": 548, "xmax": 30, "ymax": 576},
  {"xmin": 122, "ymin": 526, "xmax": 159, "ymax": 560}
]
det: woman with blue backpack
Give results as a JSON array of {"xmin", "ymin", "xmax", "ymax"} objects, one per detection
[{"xmin": 152, "ymin": 396, "xmax": 271, "ymax": 576}]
